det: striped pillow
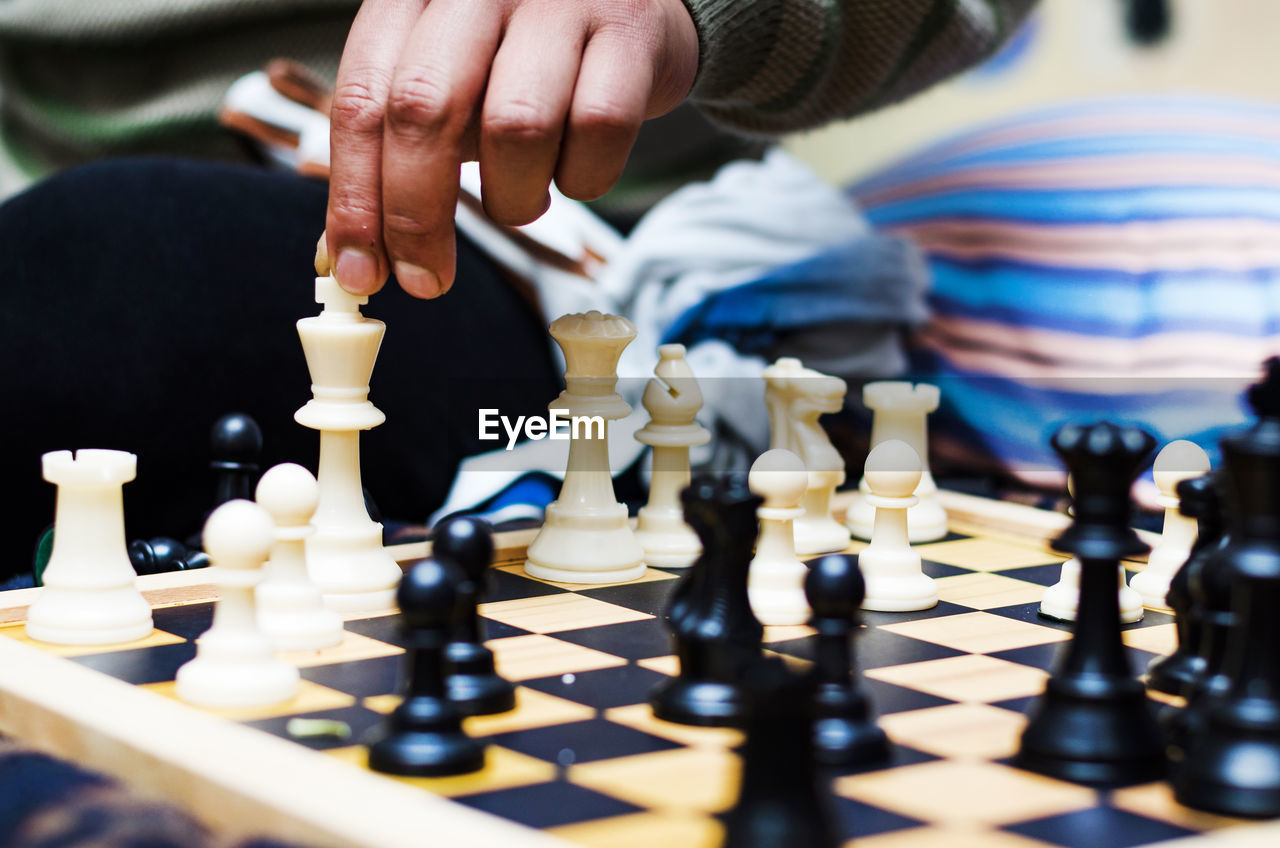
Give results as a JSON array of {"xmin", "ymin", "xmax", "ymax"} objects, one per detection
[{"xmin": 849, "ymin": 96, "xmax": 1280, "ymax": 482}]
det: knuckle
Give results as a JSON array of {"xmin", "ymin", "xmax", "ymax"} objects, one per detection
[
  {"xmin": 328, "ymin": 192, "xmax": 380, "ymax": 223},
  {"xmin": 382, "ymin": 209, "xmax": 433, "ymax": 240},
  {"xmin": 385, "ymin": 74, "xmax": 461, "ymax": 137},
  {"xmin": 483, "ymin": 100, "xmax": 558, "ymax": 147},
  {"xmin": 331, "ymin": 78, "xmax": 387, "ymax": 135},
  {"xmin": 571, "ymin": 103, "xmax": 638, "ymax": 143}
]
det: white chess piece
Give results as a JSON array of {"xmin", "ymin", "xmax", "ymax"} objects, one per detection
[
  {"xmin": 764, "ymin": 358, "xmax": 852, "ymax": 555},
  {"xmin": 1129, "ymin": 440, "xmax": 1210, "ymax": 611},
  {"xmin": 255, "ymin": 463, "xmax": 345, "ymax": 652},
  {"xmin": 747, "ymin": 449, "xmax": 811, "ymax": 626},
  {"xmin": 296, "ymin": 275, "xmax": 401, "ymax": 612},
  {"xmin": 525, "ymin": 312, "xmax": 646, "ymax": 583},
  {"xmin": 846, "ymin": 382, "xmax": 948, "ymax": 543},
  {"xmin": 859, "ymin": 440, "xmax": 938, "ymax": 611},
  {"xmin": 1040, "ymin": 475, "xmax": 1145, "ymax": 623},
  {"xmin": 634, "ymin": 344, "xmax": 710, "ymax": 568},
  {"xmin": 177, "ymin": 499, "xmax": 300, "ymax": 709},
  {"xmin": 26, "ymin": 450, "xmax": 153, "ymax": 645}
]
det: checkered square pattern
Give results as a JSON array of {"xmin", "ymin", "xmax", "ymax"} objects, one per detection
[{"xmin": 1, "ymin": 524, "xmax": 1261, "ymax": 848}]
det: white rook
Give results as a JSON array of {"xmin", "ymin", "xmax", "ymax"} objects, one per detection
[
  {"xmin": 847, "ymin": 382, "xmax": 948, "ymax": 543},
  {"xmin": 296, "ymin": 275, "xmax": 400, "ymax": 612},
  {"xmin": 27, "ymin": 449, "xmax": 152, "ymax": 645}
]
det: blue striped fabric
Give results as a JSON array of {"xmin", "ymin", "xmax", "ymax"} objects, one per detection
[{"xmin": 848, "ymin": 96, "xmax": 1280, "ymax": 478}]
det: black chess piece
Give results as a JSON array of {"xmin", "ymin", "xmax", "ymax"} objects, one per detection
[
  {"xmin": 187, "ymin": 413, "xmax": 264, "ymax": 550},
  {"xmin": 129, "ymin": 537, "xmax": 210, "ymax": 575},
  {"xmin": 722, "ymin": 657, "xmax": 839, "ymax": 848},
  {"xmin": 1015, "ymin": 421, "xmax": 1166, "ymax": 786},
  {"xmin": 1173, "ymin": 362, "xmax": 1280, "ymax": 817},
  {"xmin": 805, "ymin": 553, "xmax": 889, "ymax": 765},
  {"xmin": 1147, "ymin": 472, "xmax": 1222, "ymax": 696},
  {"xmin": 650, "ymin": 474, "xmax": 763, "ymax": 728},
  {"xmin": 367, "ymin": 556, "xmax": 485, "ymax": 776},
  {"xmin": 433, "ymin": 515, "xmax": 515, "ymax": 716}
]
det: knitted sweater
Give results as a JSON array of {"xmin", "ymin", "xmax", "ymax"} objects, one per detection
[{"xmin": 0, "ymin": 0, "xmax": 1036, "ymax": 204}]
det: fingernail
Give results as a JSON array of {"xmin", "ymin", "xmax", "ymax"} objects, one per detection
[
  {"xmin": 394, "ymin": 261, "xmax": 442, "ymax": 298},
  {"xmin": 335, "ymin": 248, "xmax": 379, "ymax": 294}
]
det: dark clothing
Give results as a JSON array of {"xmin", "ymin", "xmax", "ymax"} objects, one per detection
[{"xmin": 0, "ymin": 157, "xmax": 559, "ymax": 577}]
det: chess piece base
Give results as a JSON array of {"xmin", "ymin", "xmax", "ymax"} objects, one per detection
[
  {"xmin": 650, "ymin": 679, "xmax": 750, "ymax": 728},
  {"xmin": 634, "ymin": 511, "xmax": 701, "ymax": 569},
  {"xmin": 368, "ymin": 699, "xmax": 486, "ymax": 777},
  {"xmin": 524, "ymin": 511, "xmax": 646, "ymax": 584},
  {"xmin": 176, "ymin": 656, "xmax": 300, "ymax": 709},
  {"xmin": 1130, "ymin": 564, "xmax": 1176, "ymax": 612},
  {"xmin": 1174, "ymin": 734, "xmax": 1280, "ymax": 818},
  {"xmin": 1040, "ymin": 561, "xmax": 1144, "ymax": 623},
  {"xmin": 861, "ymin": 573, "xmax": 938, "ymax": 612},
  {"xmin": 308, "ymin": 529, "xmax": 401, "ymax": 613},
  {"xmin": 26, "ymin": 586, "xmax": 153, "ymax": 646},
  {"xmin": 1016, "ymin": 678, "xmax": 1166, "ymax": 787},
  {"xmin": 258, "ymin": 609, "xmax": 345, "ymax": 653}
]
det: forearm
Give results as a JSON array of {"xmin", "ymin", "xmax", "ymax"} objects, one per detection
[{"xmin": 684, "ymin": 0, "xmax": 1038, "ymax": 134}]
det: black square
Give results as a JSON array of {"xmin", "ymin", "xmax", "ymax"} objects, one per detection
[
  {"xmin": 522, "ymin": 664, "xmax": 672, "ymax": 710},
  {"xmin": 823, "ymin": 742, "xmax": 939, "ymax": 779},
  {"xmin": 243, "ymin": 705, "xmax": 385, "ymax": 751},
  {"xmin": 486, "ymin": 569, "xmax": 568, "ymax": 603},
  {"xmin": 865, "ymin": 678, "xmax": 956, "ymax": 715},
  {"xmin": 985, "ymin": 602, "xmax": 1076, "ymax": 632},
  {"xmin": 922, "ymin": 560, "xmax": 972, "ymax": 579},
  {"xmin": 861, "ymin": 601, "xmax": 972, "ymax": 629},
  {"xmin": 551, "ymin": 618, "xmax": 672, "ymax": 660},
  {"xmin": 832, "ymin": 794, "xmax": 925, "ymax": 840},
  {"xmin": 995, "ymin": 563, "xmax": 1067, "ymax": 588},
  {"xmin": 989, "ymin": 643, "xmax": 1067, "ymax": 671},
  {"xmin": 455, "ymin": 780, "xmax": 643, "ymax": 829},
  {"xmin": 343, "ymin": 615, "xmax": 404, "ymax": 647},
  {"xmin": 577, "ymin": 579, "xmax": 678, "ymax": 617},
  {"xmin": 1002, "ymin": 806, "xmax": 1196, "ymax": 848},
  {"xmin": 490, "ymin": 718, "xmax": 680, "ymax": 765},
  {"xmin": 70, "ymin": 642, "xmax": 196, "ymax": 685},
  {"xmin": 151, "ymin": 603, "xmax": 213, "ymax": 640},
  {"xmin": 301, "ymin": 654, "xmax": 402, "ymax": 697}
]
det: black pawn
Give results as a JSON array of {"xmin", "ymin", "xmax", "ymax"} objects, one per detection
[
  {"xmin": 129, "ymin": 537, "xmax": 209, "ymax": 575},
  {"xmin": 805, "ymin": 554, "xmax": 889, "ymax": 765},
  {"xmin": 1174, "ymin": 361, "xmax": 1280, "ymax": 817},
  {"xmin": 368, "ymin": 557, "xmax": 485, "ymax": 776},
  {"xmin": 723, "ymin": 658, "xmax": 838, "ymax": 848},
  {"xmin": 434, "ymin": 516, "xmax": 515, "ymax": 716},
  {"xmin": 1146, "ymin": 472, "xmax": 1222, "ymax": 695},
  {"xmin": 187, "ymin": 413, "xmax": 264, "ymax": 549},
  {"xmin": 650, "ymin": 474, "xmax": 763, "ymax": 728},
  {"xmin": 1015, "ymin": 421, "xmax": 1166, "ymax": 786}
]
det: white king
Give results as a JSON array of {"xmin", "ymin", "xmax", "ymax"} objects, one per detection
[{"xmin": 295, "ymin": 275, "xmax": 400, "ymax": 611}]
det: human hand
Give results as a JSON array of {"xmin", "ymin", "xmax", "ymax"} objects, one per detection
[{"xmin": 324, "ymin": 0, "xmax": 699, "ymax": 298}]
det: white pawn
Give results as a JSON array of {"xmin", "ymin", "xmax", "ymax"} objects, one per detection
[
  {"xmin": 847, "ymin": 382, "xmax": 948, "ymax": 543},
  {"xmin": 26, "ymin": 450, "xmax": 153, "ymax": 645},
  {"xmin": 1129, "ymin": 440, "xmax": 1210, "ymax": 611},
  {"xmin": 1040, "ymin": 475, "xmax": 1145, "ymax": 624},
  {"xmin": 255, "ymin": 464, "xmax": 345, "ymax": 652},
  {"xmin": 747, "ymin": 449, "xmax": 811, "ymax": 626},
  {"xmin": 634, "ymin": 344, "xmax": 710, "ymax": 568},
  {"xmin": 177, "ymin": 500, "xmax": 300, "ymax": 709},
  {"xmin": 859, "ymin": 440, "xmax": 938, "ymax": 612}
]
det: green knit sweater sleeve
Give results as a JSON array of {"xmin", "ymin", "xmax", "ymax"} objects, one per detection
[{"xmin": 683, "ymin": 0, "xmax": 1038, "ymax": 133}]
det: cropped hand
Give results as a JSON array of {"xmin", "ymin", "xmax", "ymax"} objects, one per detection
[{"xmin": 324, "ymin": 0, "xmax": 699, "ymax": 298}]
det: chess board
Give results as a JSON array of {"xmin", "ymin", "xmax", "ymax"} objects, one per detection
[{"xmin": 0, "ymin": 490, "xmax": 1277, "ymax": 848}]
